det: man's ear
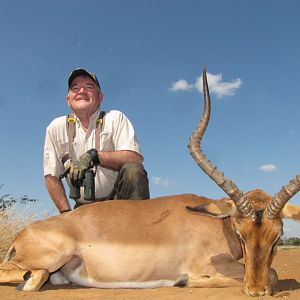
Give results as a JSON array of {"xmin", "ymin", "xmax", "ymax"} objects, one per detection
[
  {"xmin": 186, "ymin": 199, "xmax": 236, "ymax": 219},
  {"xmin": 99, "ymin": 91, "xmax": 104, "ymax": 105},
  {"xmin": 66, "ymin": 95, "xmax": 71, "ymax": 107}
]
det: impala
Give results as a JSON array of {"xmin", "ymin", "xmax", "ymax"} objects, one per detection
[{"xmin": 1, "ymin": 67, "xmax": 299, "ymax": 297}]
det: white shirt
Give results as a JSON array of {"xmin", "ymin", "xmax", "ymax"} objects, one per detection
[{"xmin": 44, "ymin": 109, "xmax": 143, "ymax": 201}]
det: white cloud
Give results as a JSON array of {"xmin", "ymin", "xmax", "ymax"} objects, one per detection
[
  {"xmin": 151, "ymin": 176, "xmax": 174, "ymax": 187},
  {"xmin": 196, "ymin": 73, "xmax": 242, "ymax": 98},
  {"xmin": 259, "ymin": 164, "xmax": 277, "ymax": 173},
  {"xmin": 169, "ymin": 79, "xmax": 193, "ymax": 92},
  {"xmin": 169, "ymin": 72, "xmax": 242, "ymax": 98}
]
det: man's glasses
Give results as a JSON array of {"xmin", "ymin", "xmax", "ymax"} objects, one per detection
[{"xmin": 69, "ymin": 83, "xmax": 98, "ymax": 93}]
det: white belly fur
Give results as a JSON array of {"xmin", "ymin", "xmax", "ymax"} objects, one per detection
[
  {"xmin": 66, "ymin": 267, "xmax": 185, "ymax": 288},
  {"xmin": 61, "ymin": 242, "xmax": 186, "ymax": 288}
]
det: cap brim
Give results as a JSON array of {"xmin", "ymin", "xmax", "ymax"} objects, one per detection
[{"xmin": 68, "ymin": 68, "xmax": 101, "ymax": 89}]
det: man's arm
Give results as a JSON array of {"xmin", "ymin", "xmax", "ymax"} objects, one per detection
[
  {"xmin": 45, "ymin": 175, "xmax": 71, "ymax": 213},
  {"xmin": 99, "ymin": 150, "xmax": 142, "ymax": 171}
]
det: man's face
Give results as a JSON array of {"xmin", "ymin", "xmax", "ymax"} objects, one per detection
[{"xmin": 66, "ymin": 75, "xmax": 103, "ymax": 116}]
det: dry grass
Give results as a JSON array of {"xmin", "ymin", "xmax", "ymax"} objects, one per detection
[
  {"xmin": 278, "ymin": 245, "xmax": 300, "ymax": 250},
  {"xmin": 0, "ymin": 209, "xmax": 35, "ymax": 261}
]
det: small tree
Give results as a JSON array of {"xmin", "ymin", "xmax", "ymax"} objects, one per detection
[{"xmin": 0, "ymin": 184, "xmax": 38, "ymax": 211}]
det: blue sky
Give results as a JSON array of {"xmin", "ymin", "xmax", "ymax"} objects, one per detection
[{"xmin": 0, "ymin": 0, "xmax": 299, "ymax": 237}]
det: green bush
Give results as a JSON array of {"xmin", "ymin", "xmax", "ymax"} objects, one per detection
[{"xmin": 279, "ymin": 237, "xmax": 300, "ymax": 246}]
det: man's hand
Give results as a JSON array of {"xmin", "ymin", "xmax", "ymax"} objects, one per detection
[{"xmin": 61, "ymin": 149, "xmax": 100, "ymax": 185}]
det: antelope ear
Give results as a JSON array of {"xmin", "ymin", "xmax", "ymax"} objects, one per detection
[
  {"xmin": 186, "ymin": 199, "xmax": 235, "ymax": 219},
  {"xmin": 281, "ymin": 203, "xmax": 300, "ymax": 221}
]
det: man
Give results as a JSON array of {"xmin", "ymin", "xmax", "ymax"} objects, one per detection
[{"xmin": 44, "ymin": 68, "xmax": 150, "ymax": 213}]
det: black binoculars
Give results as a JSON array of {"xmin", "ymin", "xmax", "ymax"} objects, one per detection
[{"xmin": 68, "ymin": 169, "xmax": 96, "ymax": 201}]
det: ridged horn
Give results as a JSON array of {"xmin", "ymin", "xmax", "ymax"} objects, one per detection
[
  {"xmin": 265, "ymin": 175, "xmax": 300, "ymax": 219},
  {"xmin": 188, "ymin": 66, "xmax": 254, "ymax": 217}
]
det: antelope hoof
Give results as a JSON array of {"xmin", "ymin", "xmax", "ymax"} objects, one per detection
[{"xmin": 174, "ymin": 274, "xmax": 189, "ymax": 287}]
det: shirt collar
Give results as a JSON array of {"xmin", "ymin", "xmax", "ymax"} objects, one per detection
[{"xmin": 74, "ymin": 109, "xmax": 101, "ymax": 130}]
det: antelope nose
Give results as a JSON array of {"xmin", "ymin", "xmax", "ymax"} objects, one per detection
[{"xmin": 245, "ymin": 285, "xmax": 269, "ymax": 297}]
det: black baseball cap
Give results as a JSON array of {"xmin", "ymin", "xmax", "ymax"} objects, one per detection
[{"xmin": 68, "ymin": 68, "xmax": 101, "ymax": 90}]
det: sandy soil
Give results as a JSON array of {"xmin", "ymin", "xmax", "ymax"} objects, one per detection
[{"xmin": 1, "ymin": 247, "xmax": 300, "ymax": 300}]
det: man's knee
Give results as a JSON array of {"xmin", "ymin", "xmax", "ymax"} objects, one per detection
[
  {"xmin": 117, "ymin": 163, "xmax": 150, "ymax": 199},
  {"xmin": 120, "ymin": 163, "xmax": 147, "ymax": 180}
]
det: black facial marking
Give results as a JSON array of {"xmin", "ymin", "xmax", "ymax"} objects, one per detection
[{"xmin": 255, "ymin": 209, "xmax": 264, "ymax": 225}]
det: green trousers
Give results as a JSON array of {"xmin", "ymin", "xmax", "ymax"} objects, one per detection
[{"xmin": 74, "ymin": 163, "xmax": 150, "ymax": 208}]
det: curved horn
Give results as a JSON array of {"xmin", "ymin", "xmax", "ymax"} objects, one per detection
[
  {"xmin": 265, "ymin": 175, "xmax": 300, "ymax": 219},
  {"xmin": 188, "ymin": 66, "xmax": 254, "ymax": 217}
]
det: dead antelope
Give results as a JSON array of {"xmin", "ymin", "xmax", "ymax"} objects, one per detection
[{"xmin": 0, "ymin": 67, "xmax": 300, "ymax": 297}]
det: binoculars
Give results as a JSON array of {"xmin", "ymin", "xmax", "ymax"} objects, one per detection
[{"xmin": 68, "ymin": 169, "xmax": 96, "ymax": 201}]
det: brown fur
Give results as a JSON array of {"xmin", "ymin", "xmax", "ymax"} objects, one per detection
[{"xmin": 0, "ymin": 191, "xmax": 298, "ymax": 296}]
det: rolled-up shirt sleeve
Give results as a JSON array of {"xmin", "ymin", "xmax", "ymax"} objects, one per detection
[
  {"xmin": 43, "ymin": 124, "xmax": 64, "ymax": 178},
  {"xmin": 112, "ymin": 112, "xmax": 143, "ymax": 161}
]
